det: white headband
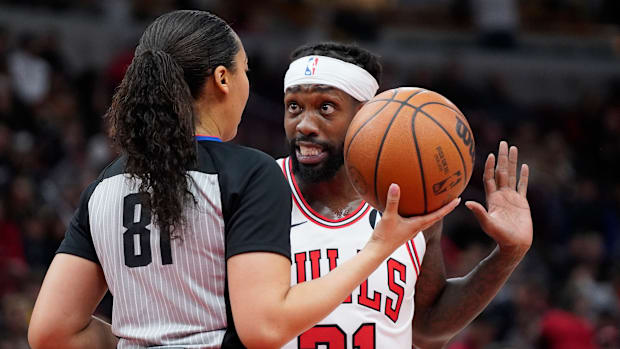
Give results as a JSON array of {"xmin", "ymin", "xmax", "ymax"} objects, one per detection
[{"xmin": 283, "ymin": 55, "xmax": 379, "ymax": 101}]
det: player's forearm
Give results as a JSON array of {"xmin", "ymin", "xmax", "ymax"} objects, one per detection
[{"xmin": 415, "ymin": 245, "xmax": 525, "ymax": 345}]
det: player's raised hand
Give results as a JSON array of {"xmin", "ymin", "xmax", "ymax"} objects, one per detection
[
  {"xmin": 465, "ymin": 141, "xmax": 533, "ymax": 257},
  {"xmin": 370, "ymin": 183, "xmax": 460, "ymax": 252}
]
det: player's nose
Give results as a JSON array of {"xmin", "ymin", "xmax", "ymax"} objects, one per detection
[{"xmin": 295, "ymin": 113, "xmax": 320, "ymax": 137}]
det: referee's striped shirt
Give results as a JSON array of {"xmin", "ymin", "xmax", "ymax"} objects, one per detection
[{"xmin": 57, "ymin": 139, "xmax": 292, "ymax": 348}]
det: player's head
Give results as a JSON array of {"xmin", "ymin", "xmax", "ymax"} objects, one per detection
[
  {"xmin": 105, "ymin": 10, "xmax": 246, "ymax": 233},
  {"xmin": 283, "ymin": 42, "xmax": 382, "ymax": 183}
]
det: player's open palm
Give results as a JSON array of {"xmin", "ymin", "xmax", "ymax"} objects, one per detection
[
  {"xmin": 465, "ymin": 141, "xmax": 533, "ymax": 257},
  {"xmin": 371, "ymin": 183, "xmax": 461, "ymax": 252}
]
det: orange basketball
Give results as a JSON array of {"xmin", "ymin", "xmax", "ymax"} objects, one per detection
[{"xmin": 344, "ymin": 87, "xmax": 475, "ymax": 216}]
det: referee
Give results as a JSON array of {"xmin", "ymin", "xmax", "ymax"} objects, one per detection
[{"xmin": 27, "ymin": 10, "xmax": 458, "ymax": 349}]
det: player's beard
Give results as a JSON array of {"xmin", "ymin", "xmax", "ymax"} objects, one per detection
[{"xmin": 289, "ymin": 137, "xmax": 345, "ymax": 183}]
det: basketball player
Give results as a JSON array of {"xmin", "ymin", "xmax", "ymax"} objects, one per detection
[
  {"xmin": 27, "ymin": 12, "xmax": 459, "ymax": 349},
  {"xmin": 279, "ymin": 42, "xmax": 533, "ymax": 349}
]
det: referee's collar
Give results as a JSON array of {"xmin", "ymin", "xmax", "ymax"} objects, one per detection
[{"xmin": 195, "ymin": 135, "xmax": 222, "ymax": 142}]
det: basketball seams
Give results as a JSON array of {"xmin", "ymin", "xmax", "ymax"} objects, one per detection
[
  {"xmin": 416, "ymin": 103, "xmax": 470, "ymax": 188},
  {"xmin": 372, "ymin": 90, "xmax": 427, "ymax": 211},
  {"xmin": 369, "ymin": 98, "xmax": 472, "ymax": 142},
  {"xmin": 418, "ymin": 102, "xmax": 472, "ymax": 133},
  {"xmin": 410, "ymin": 107, "xmax": 429, "ymax": 213},
  {"xmin": 367, "ymin": 98, "xmax": 467, "ymax": 122},
  {"xmin": 344, "ymin": 100, "xmax": 390, "ymax": 161},
  {"xmin": 373, "ymin": 109, "xmax": 405, "ymax": 210},
  {"xmin": 344, "ymin": 88, "xmax": 398, "ymax": 161}
]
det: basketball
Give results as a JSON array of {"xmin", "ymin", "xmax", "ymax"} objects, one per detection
[{"xmin": 344, "ymin": 87, "xmax": 475, "ymax": 216}]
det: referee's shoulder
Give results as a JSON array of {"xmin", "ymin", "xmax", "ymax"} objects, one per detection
[
  {"xmin": 69, "ymin": 157, "xmax": 126, "ymax": 208},
  {"xmin": 96, "ymin": 156, "xmax": 126, "ymax": 181},
  {"xmin": 200, "ymin": 141, "xmax": 278, "ymax": 170}
]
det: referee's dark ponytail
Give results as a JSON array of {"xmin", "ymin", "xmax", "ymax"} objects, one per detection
[{"xmin": 106, "ymin": 10, "xmax": 239, "ymax": 235}]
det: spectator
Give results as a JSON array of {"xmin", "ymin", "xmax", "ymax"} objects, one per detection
[{"xmin": 7, "ymin": 33, "xmax": 51, "ymax": 106}]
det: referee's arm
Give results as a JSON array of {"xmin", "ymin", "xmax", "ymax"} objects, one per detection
[{"xmin": 28, "ymin": 253, "xmax": 118, "ymax": 349}]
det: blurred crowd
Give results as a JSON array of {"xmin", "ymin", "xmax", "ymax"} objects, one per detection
[{"xmin": 0, "ymin": 1, "xmax": 619, "ymax": 348}]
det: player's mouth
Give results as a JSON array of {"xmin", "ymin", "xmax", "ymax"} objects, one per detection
[{"xmin": 296, "ymin": 142, "xmax": 328, "ymax": 164}]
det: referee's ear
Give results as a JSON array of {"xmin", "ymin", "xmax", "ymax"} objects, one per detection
[{"xmin": 213, "ymin": 65, "xmax": 229, "ymax": 95}]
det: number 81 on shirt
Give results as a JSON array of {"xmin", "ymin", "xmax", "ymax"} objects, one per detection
[{"xmin": 299, "ymin": 323, "xmax": 375, "ymax": 349}]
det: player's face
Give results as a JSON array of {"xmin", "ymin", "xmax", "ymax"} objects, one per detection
[{"xmin": 284, "ymin": 85, "xmax": 362, "ymax": 183}]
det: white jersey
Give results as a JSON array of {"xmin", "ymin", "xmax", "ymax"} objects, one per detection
[{"xmin": 278, "ymin": 157, "xmax": 427, "ymax": 349}]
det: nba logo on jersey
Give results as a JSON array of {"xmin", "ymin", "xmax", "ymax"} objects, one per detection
[{"xmin": 304, "ymin": 57, "xmax": 319, "ymax": 76}]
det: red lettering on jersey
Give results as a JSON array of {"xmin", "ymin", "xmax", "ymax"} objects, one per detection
[
  {"xmin": 298, "ymin": 324, "xmax": 346, "ymax": 349},
  {"xmin": 309, "ymin": 250, "xmax": 321, "ymax": 280},
  {"xmin": 358, "ymin": 279, "xmax": 381, "ymax": 311},
  {"xmin": 294, "ymin": 252, "xmax": 307, "ymax": 283},
  {"xmin": 385, "ymin": 258, "xmax": 406, "ymax": 322},
  {"xmin": 357, "ymin": 248, "xmax": 382, "ymax": 310},
  {"xmin": 352, "ymin": 323, "xmax": 376, "ymax": 349},
  {"xmin": 300, "ymin": 324, "xmax": 376, "ymax": 349},
  {"xmin": 328, "ymin": 248, "xmax": 351, "ymax": 303},
  {"xmin": 327, "ymin": 248, "xmax": 338, "ymax": 270}
]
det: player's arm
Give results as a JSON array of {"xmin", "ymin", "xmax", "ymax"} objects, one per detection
[
  {"xmin": 28, "ymin": 254, "xmax": 118, "ymax": 349},
  {"xmin": 412, "ymin": 141, "xmax": 532, "ymax": 349},
  {"xmin": 228, "ymin": 184, "xmax": 460, "ymax": 349},
  {"xmin": 411, "ymin": 222, "xmax": 526, "ymax": 348}
]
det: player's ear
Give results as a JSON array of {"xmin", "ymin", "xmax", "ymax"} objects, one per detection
[
  {"xmin": 354, "ymin": 100, "xmax": 366, "ymax": 113},
  {"xmin": 213, "ymin": 65, "xmax": 229, "ymax": 94}
]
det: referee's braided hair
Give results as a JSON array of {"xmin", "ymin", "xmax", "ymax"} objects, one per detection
[
  {"xmin": 106, "ymin": 10, "xmax": 239, "ymax": 235},
  {"xmin": 290, "ymin": 42, "xmax": 382, "ymax": 85}
]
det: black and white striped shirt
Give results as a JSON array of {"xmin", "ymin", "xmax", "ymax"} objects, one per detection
[{"xmin": 57, "ymin": 139, "xmax": 292, "ymax": 348}]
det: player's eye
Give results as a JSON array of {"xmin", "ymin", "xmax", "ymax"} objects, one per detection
[
  {"xmin": 288, "ymin": 102, "xmax": 301, "ymax": 114},
  {"xmin": 320, "ymin": 103, "xmax": 335, "ymax": 115}
]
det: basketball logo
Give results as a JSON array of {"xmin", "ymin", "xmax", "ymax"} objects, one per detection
[{"xmin": 456, "ymin": 118, "xmax": 475, "ymax": 159}]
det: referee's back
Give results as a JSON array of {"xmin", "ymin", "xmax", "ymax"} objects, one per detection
[{"xmin": 57, "ymin": 140, "xmax": 292, "ymax": 348}]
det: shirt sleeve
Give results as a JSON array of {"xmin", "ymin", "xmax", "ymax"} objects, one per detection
[
  {"xmin": 56, "ymin": 181, "xmax": 100, "ymax": 264},
  {"xmin": 224, "ymin": 154, "xmax": 292, "ymax": 261}
]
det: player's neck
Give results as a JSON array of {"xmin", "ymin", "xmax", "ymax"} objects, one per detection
[{"xmin": 297, "ymin": 168, "xmax": 364, "ymax": 220}]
